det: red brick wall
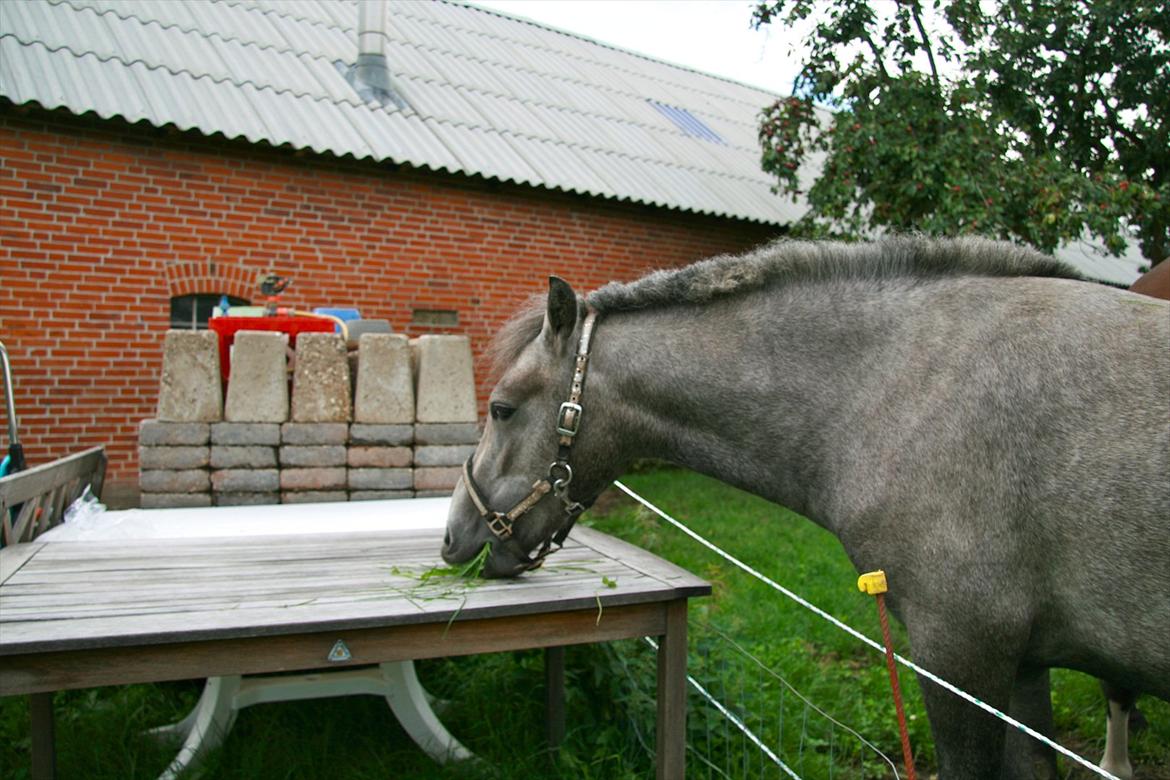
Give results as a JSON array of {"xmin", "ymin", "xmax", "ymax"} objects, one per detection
[{"xmin": 0, "ymin": 106, "xmax": 780, "ymax": 490}]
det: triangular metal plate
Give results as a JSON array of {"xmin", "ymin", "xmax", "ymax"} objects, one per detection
[{"xmin": 327, "ymin": 639, "xmax": 352, "ymax": 663}]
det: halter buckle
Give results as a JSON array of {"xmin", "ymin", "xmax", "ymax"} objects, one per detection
[
  {"xmin": 486, "ymin": 512, "xmax": 513, "ymax": 540},
  {"xmin": 556, "ymin": 402, "xmax": 583, "ymax": 438}
]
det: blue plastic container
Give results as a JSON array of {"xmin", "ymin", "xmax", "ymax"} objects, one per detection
[{"xmin": 313, "ymin": 307, "xmax": 362, "ymax": 333}]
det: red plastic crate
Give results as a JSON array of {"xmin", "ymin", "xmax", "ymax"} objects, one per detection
[{"xmin": 208, "ymin": 316, "xmax": 336, "ymax": 380}]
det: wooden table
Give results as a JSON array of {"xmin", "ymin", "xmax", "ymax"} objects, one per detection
[{"xmin": 0, "ymin": 521, "xmax": 709, "ymax": 778}]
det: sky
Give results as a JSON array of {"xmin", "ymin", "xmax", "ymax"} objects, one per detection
[{"xmin": 467, "ymin": 0, "xmax": 809, "ymax": 96}]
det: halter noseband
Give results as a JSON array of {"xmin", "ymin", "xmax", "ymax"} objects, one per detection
[{"xmin": 462, "ymin": 308, "xmax": 600, "ymax": 572}]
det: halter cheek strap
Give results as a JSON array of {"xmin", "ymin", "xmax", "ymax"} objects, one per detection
[
  {"xmin": 461, "ymin": 458, "xmax": 551, "ymax": 541},
  {"xmin": 462, "ymin": 308, "xmax": 599, "ymax": 571}
]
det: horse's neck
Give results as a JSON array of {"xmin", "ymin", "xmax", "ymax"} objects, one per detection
[{"xmin": 594, "ymin": 285, "xmax": 897, "ymax": 530}]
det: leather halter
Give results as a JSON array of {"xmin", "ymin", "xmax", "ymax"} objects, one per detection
[{"xmin": 461, "ymin": 308, "xmax": 600, "ymax": 572}]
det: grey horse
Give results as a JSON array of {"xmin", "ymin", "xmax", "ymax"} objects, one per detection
[{"xmin": 441, "ymin": 236, "xmax": 1170, "ymax": 778}]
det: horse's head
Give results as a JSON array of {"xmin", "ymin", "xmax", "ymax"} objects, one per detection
[{"xmin": 442, "ymin": 277, "xmax": 613, "ymax": 577}]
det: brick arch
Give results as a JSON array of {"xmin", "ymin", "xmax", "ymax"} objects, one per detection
[{"xmin": 165, "ymin": 260, "xmax": 256, "ymax": 302}]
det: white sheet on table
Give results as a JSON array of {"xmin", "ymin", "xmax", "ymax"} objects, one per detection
[{"xmin": 38, "ymin": 497, "xmax": 452, "ymax": 541}]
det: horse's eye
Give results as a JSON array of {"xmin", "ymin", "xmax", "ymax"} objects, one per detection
[{"xmin": 490, "ymin": 402, "xmax": 515, "ymax": 421}]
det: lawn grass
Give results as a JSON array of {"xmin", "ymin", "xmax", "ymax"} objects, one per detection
[
  {"xmin": 1, "ymin": 467, "xmax": 1166, "ymax": 778},
  {"xmin": 591, "ymin": 468, "xmax": 1170, "ymax": 779}
]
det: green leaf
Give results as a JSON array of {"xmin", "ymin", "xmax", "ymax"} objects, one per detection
[{"xmin": 754, "ymin": 0, "xmax": 1169, "ymax": 264}]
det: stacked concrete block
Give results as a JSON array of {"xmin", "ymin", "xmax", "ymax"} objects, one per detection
[
  {"xmin": 281, "ymin": 422, "xmax": 348, "ymax": 503},
  {"xmin": 410, "ymin": 334, "xmax": 480, "ymax": 497},
  {"xmin": 349, "ymin": 335, "xmax": 416, "ymax": 500},
  {"xmin": 413, "ymin": 423, "xmax": 478, "ymax": 497},
  {"xmin": 224, "ymin": 331, "xmax": 288, "ymax": 422},
  {"xmin": 141, "ymin": 325, "xmax": 484, "ymax": 507},
  {"xmin": 411, "ymin": 335, "xmax": 477, "ymax": 423},
  {"xmin": 143, "ymin": 329, "xmax": 218, "ymax": 508},
  {"xmin": 348, "ymin": 423, "xmax": 413, "ymax": 500},
  {"xmin": 138, "ymin": 420, "xmax": 211, "ymax": 508},
  {"xmin": 210, "ymin": 422, "xmax": 280, "ymax": 506},
  {"xmin": 354, "ymin": 334, "xmax": 414, "ymax": 424},
  {"xmin": 292, "ymin": 333, "xmax": 351, "ymax": 423},
  {"xmin": 157, "ymin": 330, "xmax": 222, "ymax": 422}
]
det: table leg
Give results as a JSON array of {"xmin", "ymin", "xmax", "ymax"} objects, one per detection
[
  {"xmin": 157, "ymin": 675, "xmax": 241, "ymax": 780},
  {"xmin": 545, "ymin": 646, "xmax": 566, "ymax": 751},
  {"xmin": 381, "ymin": 661, "xmax": 474, "ymax": 763},
  {"xmin": 30, "ymin": 692, "xmax": 56, "ymax": 780},
  {"xmin": 656, "ymin": 600, "xmax": 687, "ymax": 780}
]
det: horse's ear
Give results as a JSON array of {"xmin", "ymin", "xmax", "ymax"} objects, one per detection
[{"xmin": 545, "ymin": 276, "xmax": 578, "ymax": 341}]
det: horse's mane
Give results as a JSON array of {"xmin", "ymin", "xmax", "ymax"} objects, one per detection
[
  {"xmin": 490, "ymin": 295, "xmax": 548, "ymax": 377},
  {"xmin": 492, "ymin": 236, "xmax": 1080, "ymax": 373},
  {"xmin": 587, "ymin": 235, "xmax": 1080, "ymax": 313}
]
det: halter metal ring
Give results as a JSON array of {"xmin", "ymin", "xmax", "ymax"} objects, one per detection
[{"xmin": 549, "ymin": 461, "xmax": 573, "ymax": 494}]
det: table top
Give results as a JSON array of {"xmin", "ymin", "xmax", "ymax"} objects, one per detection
[{"xmin": 0, "ymin": 502, "xmax": 709, "ymax": 659}]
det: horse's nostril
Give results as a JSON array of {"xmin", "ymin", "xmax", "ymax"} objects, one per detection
[{"xmin": 443, "ymin": 530, "xmax": 451, "ymax": 547}]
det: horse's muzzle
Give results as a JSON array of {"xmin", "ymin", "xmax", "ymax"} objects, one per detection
[
  {"xmin": 440, "ymin": 535, "xmax": 528, "ymax": 578},
  {"xmin": 478, "ymin": 542, "xmax": 531, "ymax": 578}
]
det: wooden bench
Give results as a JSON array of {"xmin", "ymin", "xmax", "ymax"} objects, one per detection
[{"xmin": 0, "ymin": 446, "xmax": 106, "ymax": 546}]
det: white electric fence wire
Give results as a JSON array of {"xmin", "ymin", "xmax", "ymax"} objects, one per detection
[
  {"xmin": 613, "ymin": 481, "xmax": 1120, "ymax": 780},
  {"xmin": 644, "ymin": 636, "xmax": 802, "ymax": 780},
  {"xmin": 705, "ymin": 623, "xmax": 902, "ymax": 778},
  {"xmin": 687, "ymin": 744, "xmax": 737, "ymax": 780}
]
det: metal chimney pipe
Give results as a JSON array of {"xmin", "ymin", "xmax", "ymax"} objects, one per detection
[
  {"xmin": 358, "ymin": 0, "xmax": 386, "ymax": 58},
  {"xmin": 348, "ymin": 0, "xmax": 404, "ymax": 108}
]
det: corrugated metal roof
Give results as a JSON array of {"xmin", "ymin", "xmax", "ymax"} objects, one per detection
[{"xmin": 0, "ymin": 0, "xmax": 807, "ymax": 225}]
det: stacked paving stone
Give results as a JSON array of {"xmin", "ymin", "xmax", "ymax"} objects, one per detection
[
  {"xmin": 413, "ymin": 422, "xmax": 479, "ymax": 498},
  {"xmin": 349, "ymin": 422, "xmax": 414, "ymax": 500},
  {"xmin": 213, "ymin": 331, "xmax": 285, "ymax": 506},
  {"xmin": 349, "ymin": 333, "xmax": 415, "ymax": 501},
  {"xmin": 139, "ymin": 328, "xmax": 481, "ymax": 507},
  {"xmin": 139, "ymin": 420, "xmax": 212, "ymax": 508},
  {"xmin": 281, "ymin": 333, "xmax": 352, "ymax": 504},
  {"xmin": 138, "ymin": 331, "xmax": 220, "ymax": 508},
  {"xmin": 410, "ymin": 335, "xmax": 480, "ymax": 497},
  {"xmin": 211, "ymin": 422, "xmax": 280, "ymax": 506}
]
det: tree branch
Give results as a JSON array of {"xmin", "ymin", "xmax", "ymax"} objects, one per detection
[
  {"xmin": 1096, "ymin": 89, "xmax": 1141, "ymax": 147},
  {"xmin": 860, "ymin": 30, "xmax": 891, "ymax": 80},
  {"xmin": 905, "ymin": 0, "xmax": 940, "ymax": 87}
]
